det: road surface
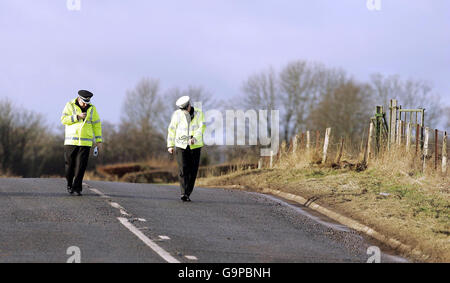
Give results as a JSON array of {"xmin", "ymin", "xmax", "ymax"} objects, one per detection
[{"xmin": 0, "ymin": 178, "xmax": 406, "ymax": 263}]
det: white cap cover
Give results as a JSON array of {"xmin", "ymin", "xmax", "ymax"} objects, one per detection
[
  {"xmin": 176, "ymin": 96, "xmax": 190, "ymax": 109},
  {"xmin": 78, "ymin": 95, "xmax": 91, "ymax": 104}
]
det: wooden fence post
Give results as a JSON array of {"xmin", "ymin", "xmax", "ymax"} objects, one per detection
[
  {"xmin": 389, "ymin": 99, "xmax": 398, "ymax": 149},
  {"xmin": 401, "ymin": 118, "xmax": 405, "ymax": 145},
  {"xmin": 292, "ymin": 134, "xmax": 298, "ymax": 153},
  {"xmin": 435, "ymin": 129, "xmax": 439, "ymax": 170},
  {"xmin": 423, "ymin": 127, "xmax": 430, "ymax": 173},
  {"xmin": 416, "ymin": 124, "xmax": 420, "ymax": 155},
  {"xmin": 443, "ymin": 131, "xmax": 447, "ymax": 175},
  {"xmin": 420, "ymin": 110, "xmax": 425, "ymax": 150},
  {"xmin": 322, "ymin": 128, "xmax": 331, "ymax": 164},
  {"xmin": 406, "ymin": 122, "xmax": 411, "ymax": 153},
  {"xmin": 396, "ymin": 120, "xmax": 402, "ymax": 146},
  {"xmin": 366, "ymin": 122, "xmax": 374, "ymax": 164},
  {"xmin": 335, "ymin": 137, "xmax": 345, "ymax": 164},
  {"xmin": 306, "ymin": 131, "xmax": 311, "ymax": 151},
  {"xmin": 375, "ymin": 106, "xmax": 383, "ymax": 154},
  {"xmin": 258, "ymin": 158, "xmax": 262, "ymax": 169},
  {"xmin": 388, "ymin": 100, "xmax": 392, "ymax": 148}
]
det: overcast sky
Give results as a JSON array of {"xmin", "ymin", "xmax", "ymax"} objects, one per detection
[{"xmin": 0, "ymin": 0, "xmax": 449, "ymax": 127}]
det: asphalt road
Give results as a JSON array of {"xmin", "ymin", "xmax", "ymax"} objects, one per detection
[{"xmin": 0, "ymin": 178, "xmax": 407, "ymax": 263}]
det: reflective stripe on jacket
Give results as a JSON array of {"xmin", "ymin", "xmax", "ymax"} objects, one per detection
[
  {"xmin": 61, "ymin": 98, "xmax": 103, "ymax": 147},
  {"xmin": 167, "ymin": 108, "xmax": 205, "ymax": 149}
]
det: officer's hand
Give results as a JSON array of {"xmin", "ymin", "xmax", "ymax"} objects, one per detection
[
  {"xmin": 189, "ymin": 138, "xmax": 196, "ymax": 145},
  {"xmin": 77, "ymin": 113, "xmax": 87, "ymax": 120},
  {"xmin": 97, "ymin": 143, "xmax": 103, "ymax": 152},
  {"xmin": 168, "ymin": 147, "xmax": 174, "ymax": 155}
]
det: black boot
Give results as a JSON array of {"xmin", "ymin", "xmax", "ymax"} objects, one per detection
[{"xmin": 67, "ymin": 185, "xmax": 74, "ymax": 195}]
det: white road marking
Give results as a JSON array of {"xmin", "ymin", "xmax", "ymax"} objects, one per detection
[
  {"xmin": 185, "ymin": 255, "xmax": 198, "ymax": 260},
  {"xmin": 89, "ymin": 188, "xmax": 109, "ymax": 198},
  {"xmin": 90, "ymin": 188, "xmax": 130, "ymax": 216},
  {"xmin": 88, "ymin": 186, "xmax": 193, "ymax": 263},
  {"xmin": 118, "ymin": 217, "xmax": 180, "ymax": 263},
  {"xmin": 109, "ymin": 202, "xmax": 131, "ymax": 216},
  {"xmin": 109, "ymin": 202, "xmax": 123, "ymax": 209}
]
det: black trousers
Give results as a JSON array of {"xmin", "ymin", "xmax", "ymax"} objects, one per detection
[
  {"xmin": 175, "ymin": 146, "xmax": 201, "ymax": 197},
  {"xmin": 64, "ymin": 145, "xmax": 91, "ymax": 192}
]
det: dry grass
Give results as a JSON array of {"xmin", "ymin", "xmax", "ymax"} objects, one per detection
[
  {"xmin": 197, "ymin": 145, "xmax": 450, "ymax": 262},
  {"xmin": 0, "ymin": 171, "xmax": 20, "ymax": 178}
]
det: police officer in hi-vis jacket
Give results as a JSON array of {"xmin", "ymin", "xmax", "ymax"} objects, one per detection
[
  {"xmin": 61, "ymin": 90, "xmax": 103, "ymax": 196},
  {"xmin": 167, "ymin": 96, "xmax": 205, "ymax": 202}
]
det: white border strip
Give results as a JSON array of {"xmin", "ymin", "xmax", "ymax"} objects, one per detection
[
  {"xmin": 89, "ymin": 188, "xmax": 108, "ymax": 198},
  {"xmin": 109, "ymin": 202, "xmax": 131, "ymax": 216},
  {"xmin": 117, "ymin": 217, "xmax": 180, "ymax": 263}
]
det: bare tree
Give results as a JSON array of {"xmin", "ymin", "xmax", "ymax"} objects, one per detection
[
  {"xmin": 241, "ymin": 67, "xmax": 278, "ymax": 111},
  {"xmin": 119, "ymin": 78, "xmax": 165, "ymax": 161},
  {"xmin": 308, "ymin": 80, "xmax": 373, "ymax": 144},
  {"xmin": 0, "ymin": 99, "xmax": 55, "ymax": 176},
  {"xmin": 122, "ymin": 78, "xmax": 162, "ymax": 131},
  {"xmin": 279, "ymin": 60, "xmax": 330, "ymax": 142}
]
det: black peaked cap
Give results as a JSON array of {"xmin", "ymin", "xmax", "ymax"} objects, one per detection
[{"xmin": 78, "ymin": 90, "xmax": 94, "ymax": 99}]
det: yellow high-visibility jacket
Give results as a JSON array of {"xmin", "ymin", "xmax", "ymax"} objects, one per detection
[
  {"xmin": 61, "ymin": 98, "xmax": 103, "ymax": 147},
  {"xmin": 167, "ymin": 108, "xmax": 205, "ymax": 149}
]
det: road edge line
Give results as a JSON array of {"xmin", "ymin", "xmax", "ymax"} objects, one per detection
[{"xmin": 202, "ymin": 184, "xmax": 430, "ymax": 262}]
